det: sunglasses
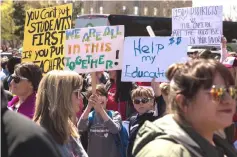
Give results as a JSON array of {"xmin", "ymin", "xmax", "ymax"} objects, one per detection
[
  {"xmin": 73, "ymin": 89, "xmax": 82, "ymax": 99},
  {"xmin": 133, "ymin": 98, "xmax": 152, "ymax": 105},
  {"xmin": 210, "ymin": 85, "xmax": 237, "ymax": 101},
  {"xmin": 11, "ymin": 75, "xmax": 28, "ymax": 84}
]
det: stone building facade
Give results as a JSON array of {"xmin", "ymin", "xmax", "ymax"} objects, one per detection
[{"xmin": 79, "ymin": 1, "xmax": 192, "ymax": 17}]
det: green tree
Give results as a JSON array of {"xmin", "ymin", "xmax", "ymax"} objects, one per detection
[
  {"xmin": 1, "ymin": 0, "xmax": 17, "ymax": 40},
  {"xmin": 13, "ymin": 1, "xmax": 26, "ymax": 40},
  {"xmin": 1, "ymin": 0, "xmax": 20, "ymax": 48},
  {"xmin": 72, "ymin": 1, "xmax": 82, "ymax": 27}
]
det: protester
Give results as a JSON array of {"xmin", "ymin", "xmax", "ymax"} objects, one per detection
[
  {"xmin": 3, "ymin": 56, "xmax": 21, "ymax": 90},
  {"xmin": 8, "ymin": 62, "xmax": 42, "ymax": 119},
  {"xmin": 222, "ymin": 56, "xmax": 237, "ymax": 86},
  {"xmin": 159, "ymin": 82, "xmax": 169, "ymax": 105},
  {"xmin": 150, "ymin": 78, "xmax": 166, "ymax": 117},
  {"xmin": 106, "ymin": 70, "xmax": 136, "ymax": 120},
  {"xmin": 127, "ymin": 86, "xmax": 158, "ymax": 157},
  {"xmin": 1, "ymin": 84, "xmax": 62, "ymax": 157},
  {"xmin": 229, "ymin": 52, "xmax": 237, "ymax": 57},
  {"xmin": 1, "ymin": 57, "xmax": 9, "ymax": 80},
  {"xmin": 188, "ymin": 50, "xmax": 198, "ymax": 59},
  {"xmin": 33, "ymin": 70, "xmax": 88, "ymax": 157},
  {"xmin": 132, "ymin": 59, "xmax": 237, "ymax": 157},
  {"xmin": 220, "ymin": 36, "xmax": 229, "ymax": 62},
  {"xmin": 198, "ymin": 49, "xmax": 212, "ymax": 59},
  {"xmin": 84, "ymin": 71, "xmax": 109, "ymax": 89},
  {"xmin": 222, "ymin": 57, "xmax": 237, "ymax": 142},
  {"xmin": 78, "ymin": 84, "xmax": 122, "ymax": 157}
]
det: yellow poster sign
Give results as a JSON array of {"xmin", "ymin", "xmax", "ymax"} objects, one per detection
[{"xmin": 22, "ymin": 4, "xmax": 72, "ymax": 74}]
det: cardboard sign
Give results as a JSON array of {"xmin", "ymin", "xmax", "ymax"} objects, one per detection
[
  {"xmin": 22, "ymin": 4, "xmax": 72, "ymax": 74},
  {"xmin": 121, "ymin": 37, "xmax": 188, "ymax": 82},
  {"xmin": 172, "ymin": 6, "xmax": 223, "ymax": 45},
  {"xmin": 64, "ymin": 25, "xmax": 124, "ymax": 73}
]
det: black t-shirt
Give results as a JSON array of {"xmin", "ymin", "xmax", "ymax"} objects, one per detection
[
  {"xmin": 1, "ymin": 108, "xmax": 62, "ymax": 157},
  {"xmin": 127, "ymin": 111, "xmax": 158, "ymax": 157}
]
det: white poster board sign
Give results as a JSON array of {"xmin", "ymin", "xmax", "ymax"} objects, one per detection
[
  {"xmin": 172, "ymin": 6, "xmax": 223, "ymax": 46},
  {"xmin": 64, "ymin": 25, "xmax": 124, "ymax": 73},
  {"xmin": 121, "ymin": 37, "xmax": 188, "ymax": 82}
]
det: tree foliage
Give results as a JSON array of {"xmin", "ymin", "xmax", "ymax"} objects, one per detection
[
  {"xmin": 12, "ymin": 1, "xmax": 26, "ymax": 40},
  {"xmin": 72, "ymin": 1, "xmax": 82, "ymax": 27},
  {"xmin": 1, "ymin": 0, "xmax": 18, "ymax": 40},
  {"xmin": 1, "ymin": 0, "xmax": 21, "ymax": 48}
]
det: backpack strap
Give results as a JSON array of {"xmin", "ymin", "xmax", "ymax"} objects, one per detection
[
  {"xmin": 88, "ymin": 110, "xmax": 113, "ymax": 124},
  {"xmin": 107, "ymin": 110, "xmax": 126, "ymax": 157},
  {"xmin": 107, "ymin": 110, "xmax": 113, "ymax": 118}
]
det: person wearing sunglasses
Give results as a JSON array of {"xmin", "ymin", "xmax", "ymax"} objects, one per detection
[
  {"xmin": 33, "ymin": 70, "xmax": 88, "ymax": 157},
  {"xmin": 222, "ymin": 56, "xmax": 237, "ymax": 143},
  {"xmin": 127, "ymin": 86, "xmax": 158, "ymax": 157},
  {"xmin": 132, "ymin": 59, "xmax": 237, "ymax": 157},
  {"xmin": 8, "ymin": 62, "xmax": 42, "ymax": 119}
]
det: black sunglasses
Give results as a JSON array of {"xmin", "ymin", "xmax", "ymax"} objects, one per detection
[
  {"xmin": 11, "ymin": 75, "xmax": 28, "ymax": 84},
  {"xmin": 133, "ymin": 98, "xmax": 152, "ymax": 105}
]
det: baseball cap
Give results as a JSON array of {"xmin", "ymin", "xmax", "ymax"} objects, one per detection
[{"xmin": 222, "ymin": 57, "xmax": 237, "ymax": 68}]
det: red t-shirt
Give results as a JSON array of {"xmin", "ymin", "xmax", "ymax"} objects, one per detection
[
  {"xmin": 106, "ymin": 83, "xmax": 126, "ymax": 120},
  {"xmin": 136, "ymin": 82, "xmax": 151, "ymax": 86}
]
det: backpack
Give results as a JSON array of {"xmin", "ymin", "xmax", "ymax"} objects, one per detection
[{"xmin": 88, "ymin": 110, "xmax": 128, "ymax": 157}]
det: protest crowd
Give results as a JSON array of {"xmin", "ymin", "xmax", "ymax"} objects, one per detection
[{"xmin": 1, "ymin": 3, "xmax": 237, "ymax": 157}]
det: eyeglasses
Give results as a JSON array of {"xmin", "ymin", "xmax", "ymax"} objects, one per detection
[
  {"xmin": 210, "ymin": 85, "xmax": 237, "ymax": 101},
  {"xmin": 73, "ymin": 89, "xmax": 82, "ymax": 99},
  {"xmin": 11, "ymin": 75, "xmax": 28, "ymax": 84},
  {"xmin": 133, "ymin": 98, "xmax": 152, "ymax": 105}
]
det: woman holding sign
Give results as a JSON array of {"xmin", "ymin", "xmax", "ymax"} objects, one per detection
[{"xmin": 132, "ymin": 59, "xmax": 237, "ymax": 157}]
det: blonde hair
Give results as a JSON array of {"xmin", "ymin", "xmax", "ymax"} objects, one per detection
[
  {"xmin": 160, "ymin": 83, "xmax": 170, "ymax": 96},
  {"xmin": 33, "ymin": 70, "xmax": 83, "ymax": 144},
  {"xmin": 131, "ymin": 86, "xmax": 154, "ymax": 100},
  {"xmin": 165, "ymin": 63, "xmax": 184, "ymax": 81}
]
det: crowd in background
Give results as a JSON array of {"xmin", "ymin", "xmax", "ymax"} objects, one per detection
[{"xmin": 2, "ymin": 36, "xmax": 237, "ymax": 157}]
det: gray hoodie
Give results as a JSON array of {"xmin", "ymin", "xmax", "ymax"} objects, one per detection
[{"xmin": 78, "ymin": 110, "xmax": 121, "ymax": 157}]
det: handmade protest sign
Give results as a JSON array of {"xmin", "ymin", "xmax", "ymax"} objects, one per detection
[
  {"xmin": 64, "ymin": 25, "xmax": 124, "ymax": 73},
  {"xmin": 172, "ymin": 6, "xmax": 223, "ymax": 46},
  {"xmin": 22, "ymin": 4, "xmax": 72, "ymax": 74},
  {"xmin": 121, "ymin": 37, "xmax": 188, "ymax": 82}
]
